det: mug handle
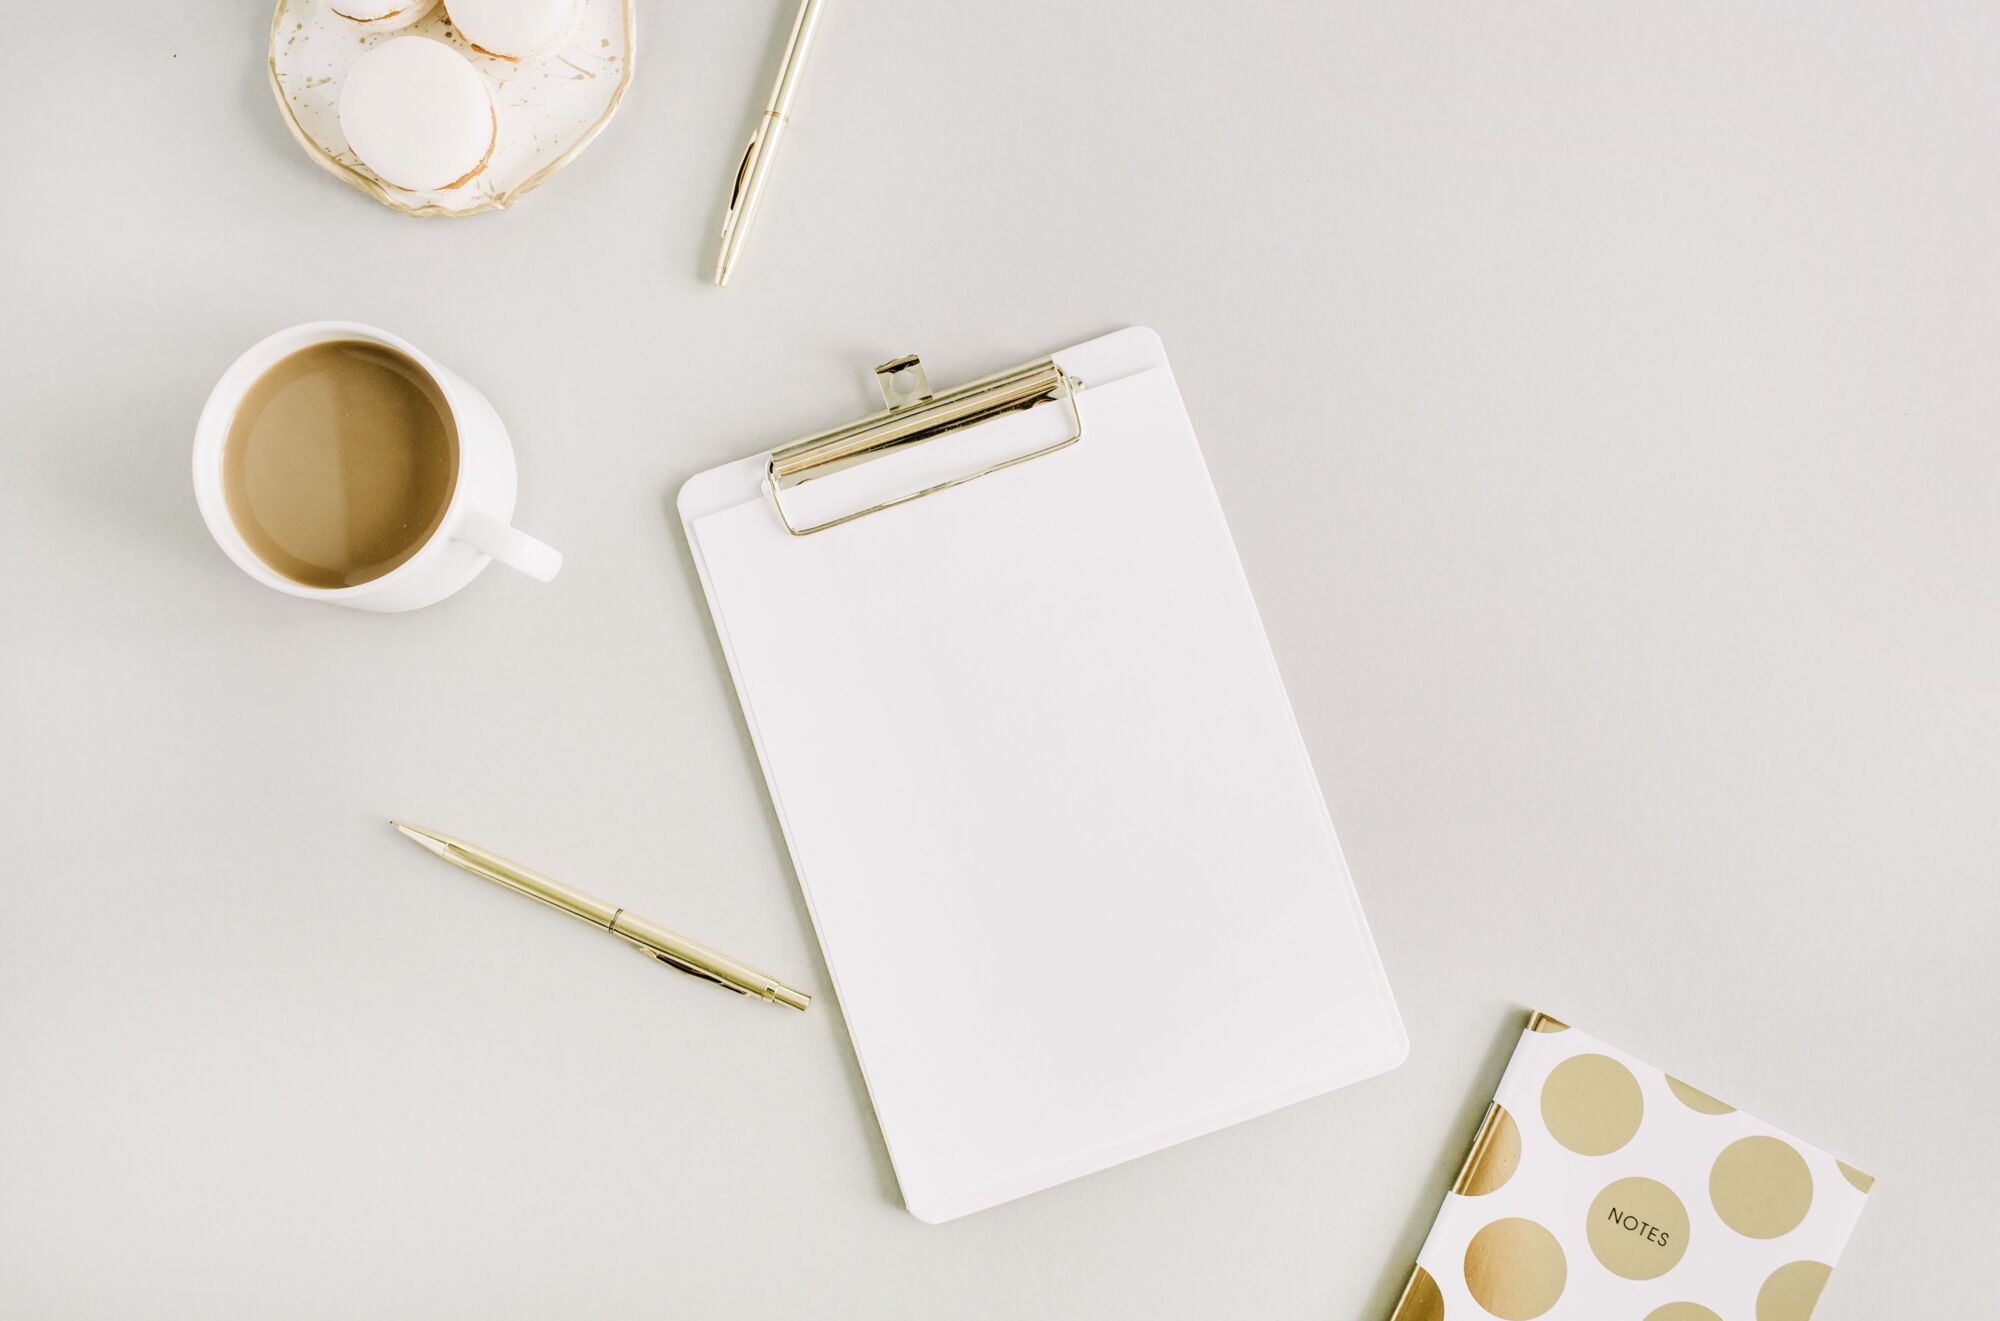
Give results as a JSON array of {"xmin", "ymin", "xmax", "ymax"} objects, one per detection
[{"xmin": 456, "ymin": 510, "xmax": 563, "ymax": 583}]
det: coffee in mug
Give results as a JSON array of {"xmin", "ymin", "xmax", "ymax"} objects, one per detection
[
  {"xmin": 194, "ymin": 322, "xmax": 560, "ymax": 612},
  {"xmin": 223, "ymin": 340, "xmax": 459, "ymax": 589}
]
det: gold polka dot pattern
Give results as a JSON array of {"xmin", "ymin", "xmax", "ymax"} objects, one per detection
[
  {"xmin": 1711, "ymin": 1136, "xmax": 1814, "ymax": 1240},
  {"xmin": 1456, "ymin": 1105, "xmax": 1521, "ymax": 1198},
  {"xmin": 1540, "ymin": 1054, "xmax": 1643, "ymax": 1156},
  {"xmin": 1666, "ymin": 1076, "xmax": 1734, "ymax": 1115},
  {"xmin": 1585, "ymin": 1177, "xmax": 1689, "ymax": 1280},
  {"xmin": 1756, "ymin": 1260, "xmax": 1833, "ymax": 1321},
  {"xmin": 1464, "ymin": 1218, "xmax": 1566, "ymax": 1320},
  {"xmin": 1644, "ymin": 1305, "xmax": 1723, "ymax": 1321},
  {"xmin": 1388, "ymin": 1264, "xmax": 1445, "ymax": 1321}
]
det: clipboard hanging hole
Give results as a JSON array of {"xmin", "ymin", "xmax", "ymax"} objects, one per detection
[{"xmin": 875, "ymin": 355, "xmax": 934, "ymax": 410}]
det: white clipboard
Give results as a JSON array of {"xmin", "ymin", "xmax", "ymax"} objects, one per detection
[{"xmin": 678, "ymin": 327, "xmax": 1406, "ymax": 1222}]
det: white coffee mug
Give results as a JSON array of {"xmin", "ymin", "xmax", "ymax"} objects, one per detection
[{"xmin": 192, "ymin": 321, "xmax": 561, "ymax": 612}]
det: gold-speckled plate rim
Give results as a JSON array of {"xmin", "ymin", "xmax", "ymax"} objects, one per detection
[{"xmin": 266, "ymin": 0, "xmax": 636, "ymax": 218}]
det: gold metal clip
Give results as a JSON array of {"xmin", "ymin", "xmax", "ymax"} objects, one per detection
[
  {"xmin": 766, "ymin": 353, "xmax": 1085, "ymax": 535},
  {"xmin": 626, "ymin": 936, "xmax": 753, "ymax": 994}
]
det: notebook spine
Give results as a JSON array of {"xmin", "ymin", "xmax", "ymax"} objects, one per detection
[
  {"xmin": 1450, "ymin": 1101, "xmax": 1516, "ymax": 1197},
  {"xmin": 1386, "ymin": 1016, "xmax": 1546, "ymax": 1319},
  {"xmin": 1386, "ymin": 1263, "xmax": 1445, "ymax": 1321}
]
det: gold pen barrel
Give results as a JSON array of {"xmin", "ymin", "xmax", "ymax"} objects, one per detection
[
  {"xmin": 610, "ymin": 910, "xmax": 811, "ymax": 1011},
  {"xmin": 767, "ymin": 0, "xmax": 826, "ymax": 121},
  {"xmin": 435, "ymin": 836, "xmax": 620, "ymax": 929}
]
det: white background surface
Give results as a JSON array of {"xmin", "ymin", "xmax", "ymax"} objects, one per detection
[{"xmin": 2, "ymin": 2, "xmax": 1993, "ymax": 1317}]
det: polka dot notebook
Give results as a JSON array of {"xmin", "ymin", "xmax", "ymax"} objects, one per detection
[{"xmin": 1391, "ymin": 1013, "xmax": 1873, "ymax": 1321}]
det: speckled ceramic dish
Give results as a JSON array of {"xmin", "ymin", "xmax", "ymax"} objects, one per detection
[{"xmin": 268, "ymin": 0, "xmax": 634, "ymax": 217}]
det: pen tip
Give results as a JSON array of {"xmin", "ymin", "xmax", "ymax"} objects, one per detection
[{"xmin": 391, "ymin": 822, "xmax": 454, "ymax": 859}]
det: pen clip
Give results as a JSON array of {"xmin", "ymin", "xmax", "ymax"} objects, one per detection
[
  {"xmin": 724, "ymin": 129, "xmax": 762, "ymax": 221},
  {"xmin": 621, "ymin": 932, "xmax": 752, "ymax": 996}
]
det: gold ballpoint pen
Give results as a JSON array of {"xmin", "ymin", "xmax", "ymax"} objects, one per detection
[
  {"xmin": 392, "ymin": 822, "xmax": 810, "ymax": 1011},
  {"xmin": 712, "ymin": 0, "xmax": 827, "ymax": 287}
]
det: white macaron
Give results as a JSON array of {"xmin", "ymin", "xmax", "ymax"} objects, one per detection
[
  {"xmin": 443, "ymin": 0, "xmax": 579, "ymax": 60},
  {"xmin": 338, "ymin": 37, "xmax": 497, "ymax": 192},
  {"xmin": 322, "ymin": 0, "xmax": 439, "ymax": 32}
]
